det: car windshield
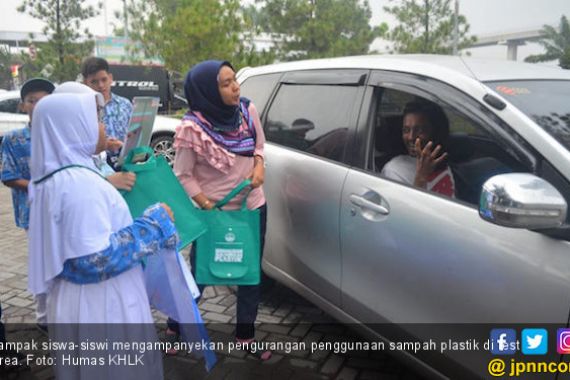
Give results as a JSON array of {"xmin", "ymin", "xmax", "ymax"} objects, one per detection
[{"xmin": 485, "ymin": 80, "xmax": 570, "ymax": 152}]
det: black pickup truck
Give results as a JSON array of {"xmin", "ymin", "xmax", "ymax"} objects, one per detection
[{"xmin": 109, "ymin": 64, "xmax": 186, "ymax": 113}]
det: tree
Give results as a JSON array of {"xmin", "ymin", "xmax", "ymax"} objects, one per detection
[
  {"xmin": 0, "ymin": 46, "xmax": 14, "ymax": 90},
  {"xmin": 242, "ymin": 3, "xmax": 271, "ymax": 33},
  {"xmin": 384, "ymin": 0, "xmax": 475, "ymax": 54},
  {"xmin": 237, "ymin": 3, "xmax": 278, "ymax": 67},
  {"xmin": 525, "ymin": 15, "xmax": 570, "ymax": 70},
  {"xmin": 122, "ymin": 0, "xmax": 275, "ymax": 73},
  {"xmin": 258, "ymin": 0, "xmax": 383, "ymax": 61},
  {"xmin": 17, "ymin": 0, "xmax": 98, "ymax": 82}
]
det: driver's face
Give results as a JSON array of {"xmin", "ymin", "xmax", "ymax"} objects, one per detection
[{"xmin": 402, "ymin": 113, "xmax": 434, "ymax": 157}]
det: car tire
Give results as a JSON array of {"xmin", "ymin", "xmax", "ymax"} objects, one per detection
[{"xmin": 150, "ymin": 134, "xmax": 175, "ymax": 166}]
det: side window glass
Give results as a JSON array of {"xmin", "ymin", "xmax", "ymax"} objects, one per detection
[
  {"xmin": 239, "ymin": 73, "xmax": 281, "ymax": 115},
  {"xmin": 0, "ymin": 98, "xmax": 20, "ymax": 113},
  {"xmin": 373, "ymin": 88, "xmax": 529, "ymax": 204},
  {"xmin": 265, "ymin": 83, "xmax": 358, "ymax": 162}
]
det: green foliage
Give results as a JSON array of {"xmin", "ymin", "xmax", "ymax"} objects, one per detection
[
  {"xmin": 17, "ymin": 0, "xmax": 98, "ymax": 82},
  {"xmin": 123, "ymin": 0, "xmax": 275, "ymax": 73},
  {"xmin": 0, "ymin": 46, "xmax": 14, "ymax": 89},
  {"xmin": 241, "ymin": 3, "xmax": 271, "ymax": 33},
  {"xmin": 0, "ymin": 47, "xmax": 11, "ymax": 89},
  {"xmin": 0, "ymin": 48, "xmax": 35, "ymax": 90},
  {"xmin": 258, "ymin": 0, "xmax": 382, "ymax": 61},
  {"xmin": 525, "ymin": 15, "xmax": 570, "ymax": 70},
  {"xmin": 384, "ymin": 0, "xmax": 475, "ymax": 54}
]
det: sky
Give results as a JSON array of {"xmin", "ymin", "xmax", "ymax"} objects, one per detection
[{"xmin": 1, "ymin": 0, "xmax": 570, "ymax": 61}]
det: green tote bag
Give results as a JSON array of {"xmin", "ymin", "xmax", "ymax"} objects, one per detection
[
  {"xmin": 120, "ymin": 146, "xmax": 207, "ymax": 249},
  {"xmin": 195, "ymin": 179, "xmax": 260, "ymax": 286}
]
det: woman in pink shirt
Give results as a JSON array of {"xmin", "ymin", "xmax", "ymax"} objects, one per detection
[{"xmin": 167, "ymin": 60, "xmax": 270, "ymax": 360}]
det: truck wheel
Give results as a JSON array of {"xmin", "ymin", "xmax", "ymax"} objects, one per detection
[{"xmin": 151, "ymin": 134, "xmax": 175, "ymax": 166}]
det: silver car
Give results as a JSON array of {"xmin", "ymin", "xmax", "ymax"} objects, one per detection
[
  {"xmin": 0, "ymin": 90, "xmax": 28, "ymax": 139},
  {"xmin": 237, "ymin": 55, "xmax": 570, "ymax": 379}
]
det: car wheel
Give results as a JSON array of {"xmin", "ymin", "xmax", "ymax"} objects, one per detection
[{"xmin": 151, "ymin": 134, "xmax": 175, "ymax": 166}]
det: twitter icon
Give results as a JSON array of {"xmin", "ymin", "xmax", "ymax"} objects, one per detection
[{"xmin": 522, "ymin": 329, "xmax": 548, "ymax": 355}]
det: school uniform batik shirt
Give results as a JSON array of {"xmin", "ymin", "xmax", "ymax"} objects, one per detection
[
  {"xmin": 0, "ymin": 126, "xmax": 31, "ymax": 229},
  {"xmin": 102, "ymin": 93, "xmax": 133, "ymax": 142},
  {"xmin": 102, "ymin": 93, "xmax": 133, "ymax": 166}
]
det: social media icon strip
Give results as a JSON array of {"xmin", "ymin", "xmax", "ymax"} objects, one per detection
[
  {"xmin": 557, "ymin": 328, "xmax": 570, "ymax": 354},
  {"xmin": 490, "ymin": 329, "xmax": 517, "ymax": 355},
  {"xmin": 522, "ymin": 329, "xmax": 547, "ymax": 355}
]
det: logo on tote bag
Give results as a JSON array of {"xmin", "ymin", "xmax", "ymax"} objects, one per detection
[
  {"xmin": 214, "ymin": 249, "xmax": 243, "ymax": 263},
  {"xmin": 225, "ymin": 231, "xmax": 236, "ymax": 242}
]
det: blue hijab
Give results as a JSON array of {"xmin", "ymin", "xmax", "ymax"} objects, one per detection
[{"xmin": 184, "ymin": 60, "xmax": 241, "ymax": 132}]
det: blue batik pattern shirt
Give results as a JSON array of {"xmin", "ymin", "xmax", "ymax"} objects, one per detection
[
  {"xmin": 1, "ymin": 127, "xmax": 31, "ymax": 229},
  {"xmin": 102, "ymin": 93, "xmax": 133, "ymax": 142},
  {"xmin": 59, "ymin": 204, "xmax": 178, "ymax": 284}
]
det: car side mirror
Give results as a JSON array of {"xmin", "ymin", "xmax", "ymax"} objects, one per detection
[{"xmin": 479, "ymin": 173, "xmax": 567, "ymax": 229}]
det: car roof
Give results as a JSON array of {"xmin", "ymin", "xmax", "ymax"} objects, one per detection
[
  {"xmin": 0, "ymin": 90, "xmax": 20, "ymax": 101},
  {"xmin": 238, "ymin": 54, "xmax": 570, "ymax": 83}
]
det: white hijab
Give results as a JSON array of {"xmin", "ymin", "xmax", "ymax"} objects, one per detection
[
  {"xmin": 30, "ymin": 93, "xmax": 99, "ymax": 179},
  {"xmin": 28, "ymin": 93, "xmax": 132, "ymax": 295},
  {"xmin": 54, "ymin": 81, "xmax": 105, "ymax": 107}
]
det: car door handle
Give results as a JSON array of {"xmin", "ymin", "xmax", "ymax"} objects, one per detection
[{"xmin": 349, "ymin": 194, "xmax": 389, "ymax": 215}]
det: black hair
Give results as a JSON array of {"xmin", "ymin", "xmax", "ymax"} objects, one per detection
[
  {"xmin": 221, "ymin": 61, "xmax": 235, "ymax": 72},
  {"xmin": 402, "ymin": 100, "xmax": 450, "ymax": 151},
  {"xmin": 81, "ymin": 57, "xmax": 110, "ymax": 78}
]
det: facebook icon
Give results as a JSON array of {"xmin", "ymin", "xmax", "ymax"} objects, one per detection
[{"xmin": 490, "ymin": 329, "xmax": 517, "ymax": 355}]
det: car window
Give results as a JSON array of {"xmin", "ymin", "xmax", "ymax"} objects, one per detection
[
  {"xmin": 265, "ymin": 83, "xmax": 359, "ymax": 162},
  {"xmin": 486, "ymin": 80, "xmax": 570, "ymax": 152},
  {"xmin": 0, "ymin": 98, "xmax": 21, "ymax": 114},
  {"xmin": 239, "ymin": 73, "xmax": 281, "ymax": 116},
  {"xmin": 372, "ymin": 87, "xmax": 528, "ymax": 205}
]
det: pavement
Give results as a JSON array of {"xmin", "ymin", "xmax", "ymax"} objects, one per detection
[{"xmin": 0, "ymin": 185, "xmax": 426, "ymax": 380}]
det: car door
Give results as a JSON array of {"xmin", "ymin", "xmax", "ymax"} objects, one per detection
[
  {"xmin": 339, "ymin": 71, "xmax": 570, "ymax": 377},
  {"xmin": 259, "ymin": 69, "xmax": 368, "ymax": 308}
]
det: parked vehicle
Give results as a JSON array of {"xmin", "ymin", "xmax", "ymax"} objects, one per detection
[
  {"xmin": 109, "ymin": 64, "xmax": 186, "ymax": 113},
  {"xmin": 150, "ymin": 115, "xmax": 179, "ymax": 165},
  {"xmin": 0, "ymin": 90, "xmax": 27, "ymax": 139},
  {"xmin": 233, "ymin": 55, "xmax": 570, "ymax": 379}
]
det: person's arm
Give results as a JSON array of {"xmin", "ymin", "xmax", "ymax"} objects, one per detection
[
  {"xmin": 58, "ymin": 203, "xmax": 176, "ymax": 284},
  {"xmin": 92, "ymin": 153, "xmax": 136, "ymax": 191},
  {"xmin": 248, "ymin": 103, "xmax": 265, "ymax": 188},
  {"xmin": 1, "ymin": 136, "xmax": 29, "ymax": 191},
  {"xmin": 105, "ymin": 138, "xmax": 124, "ymax": 152},
  {"xmin": 191, "ymin": 193, "xmax": 215, "ymax": 210},
  {"xmin": 248, "ymin": 155, "xmax": 265, "ymax": 189},
  {"xmin": 2, "ymin": 179, "xmax": 29, "ymax": 191},
  {"xmin": 251, "ymin": 103, "xmax": 265, "ymax": 159},
  {"xmin": 106, "ymin": 172, "xmax": 136, "ymax": 191},
  {"xmin": 173, "ymin": 146, "xmax": 215, "ymax": 209}
]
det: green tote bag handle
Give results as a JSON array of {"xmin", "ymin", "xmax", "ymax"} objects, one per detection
[{"xmin": 214, "ymin": 179, "xmax": 253, "ymax": 210}]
